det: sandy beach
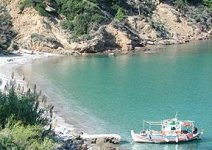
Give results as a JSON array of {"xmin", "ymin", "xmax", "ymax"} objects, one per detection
[{"xmin": 0, "ymin": 49, "xmax": 77, "ymax": 141}]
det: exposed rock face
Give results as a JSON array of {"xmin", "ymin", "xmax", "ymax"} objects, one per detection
[
  {"xmin": 5, "ymin": 0, "xmax": 69, "ymax": 52},
  {"xmin": 93, "ymin": 138, "xmax": 122, "ymax": 150},
  {"xmin": 158, "ymin": 39, "xmax": 178, "ymax": 45},
  {"xmin": 0, "ymin": 4, "xmax": 17, "ymax": 51},
  {"xmin": 106, "ymin": 24, "xmax": 134, "ymax": 51},
  {"xmin": 68, "ymin": 23, "xmax": 141, "ymax": 53},
  {"xmin": 152, "ymin": 3, "xmax": 194, "ymax": 41},
  {"xmin": 127, "ymin": 3, "xmax": 211, "ymax": 47},
  {"xmin": 26, "ymin": 33, "xmax": 63, "ymax": 51},
  {"xmin": 2, "ymin": 0, "xmax": 212, "ymax": 54},
  {"xmin": 127, "ymin": 16, "xmax": 158, "ymax": 42},
  {"xmin": 68, "ymin": 27, "xmax": 107, "ymax": 53}
]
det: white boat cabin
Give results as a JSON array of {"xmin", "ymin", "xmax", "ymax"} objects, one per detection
[{"xmin": 143, "ymin": 118, "xmax": 195, "ymax": 135}]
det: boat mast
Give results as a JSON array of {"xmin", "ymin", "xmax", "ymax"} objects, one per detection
[
  {"xmin": 143, "ymin": 120, "xmax": 145, "ymax": 131},
  {"xmin": 175, "ymin": 112, "xmax": 178, "ymax": 119}
]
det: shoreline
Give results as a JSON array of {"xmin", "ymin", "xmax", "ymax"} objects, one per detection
[
  {"xmin": 0, "ymin": 49, "xmax": 78, "ymax": 141},
  {"xmin": 0, "ymin": 39, "xmax": 211, "ymax": 149},
  {"xmin": 75, "ymin": 38, "xmax": 212, "ymax": 57},
  {"xmin": 0, "ymin": 49, "xmax": 122, "ymax": 149},
  {"xmin": 1, "ymin": 38, "xmax": 211, "ymax": 128}
]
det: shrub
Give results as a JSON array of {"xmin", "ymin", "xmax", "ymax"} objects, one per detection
[
  {"xmin": 18, "ymin": 0, "xmax": 132, "ymax": 37},
  {"xmin": 203, "ymin": 0, "xmax": 212, "ymax": 8},
  {"xmin": 58, "ymin": 0, "xmax": 105, "ymax": 36},
  {"xmin": 61, "ymin": 20, "xmax": 74, "ymax": 31},
  {"xmin": 0, "ymin": 78, "xmax": 55, "ymax": 149},
  {"xmin": 0, "ymin": 121, "xmax": 55, "ymax": 150},
  {"xmin": 35, "ymin": 2, "xmax": 49, "ymax": 16},
  {"xmin": 115, "ymin": 7, "xmax": 126, "ymax": 21},
  {"xmin": 19, "ymin": 0, "xmax": 34, "ymax": 12},
  {"xmin": 19, "ymin": 0, "xmax": 49, "ymax": 16},
  {"xmin": 73, "ymin": 14, "xmax": 90, "ymax": 36},
  {"xmin": 0, "ymin": 86, "xmax": 48, "ymax": 129},
  {"xmin": 175, "ymin": 0, "xmax": 188, "ymax": 10}
]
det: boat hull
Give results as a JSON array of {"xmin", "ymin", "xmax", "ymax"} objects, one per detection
[{"xmin": 131, "ymin": 130, "xmax": 202, "ymax": 143}]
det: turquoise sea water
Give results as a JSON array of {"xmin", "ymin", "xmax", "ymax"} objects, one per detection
[{"xmin": 20, "ymin": 40, "xmax": 212, "ymax": 150}]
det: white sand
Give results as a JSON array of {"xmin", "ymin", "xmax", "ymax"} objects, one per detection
[
  {"xmin": 0, "ymin": 49, "xmax": 77, "ymax": 140},
  {"xmin": 0, "ymin": 49, "xmax": 120, "ymax": 144},
  {"xmin": 0, "ymin": 49, "xmax": 55, "ymax": 89}
]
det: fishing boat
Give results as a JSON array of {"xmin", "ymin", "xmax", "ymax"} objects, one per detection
[{"xmin": 131, "ymin": 115, "xmax": 203, "ymax": 143}]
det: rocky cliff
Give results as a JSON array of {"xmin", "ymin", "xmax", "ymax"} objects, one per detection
[
  {"xmin": 0, "ymin": 4, "xmax": 17, "ymax": 51},
  {"xmin": 0, "ymin": 0, "xmax": 211, "ymax": 54}
]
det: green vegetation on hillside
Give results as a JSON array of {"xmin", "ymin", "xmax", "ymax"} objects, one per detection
[
  {"xmin": 170, "ymin": 0, "xmax": 212, "ymax": 31},
  {"xmin": 19, "ymin": 0, "xmax": 48, "ymax": 16},
  {"xmin": 170, "ymin": 0, "xmax": 212, "ymax": 9},
  {"xmin": 202, "ymin": 0, "xmax": 212, "ymax": 8},
  {"xmin": 19, "ymin": 0, "xmax": 212, "ymax": 38},
  {"xmin": 0, "ymin": 80, "xmax": 55, "ymax": 149},
  {"xmin": 0, "ymin": 88, "xmax": 47, "ymax": 128},
  {"xmin": 19, "ymin": 0, "xmax": 130, "ymax": 37},
  {"xmin": 58, "ymin": 0, "xmax": 105, "ymax": 37},
  {"xmin": 115, "ymin": 7, "xmax": 126, "ymax": 21},
  {"xmin": 0, "ymin": 122, "xmax": 54, "ymax": 150}
]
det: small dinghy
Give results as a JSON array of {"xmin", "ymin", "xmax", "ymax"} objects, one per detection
[{"xmin": 131, "ymin": 115, "xmax": 203, "ymax": 143}]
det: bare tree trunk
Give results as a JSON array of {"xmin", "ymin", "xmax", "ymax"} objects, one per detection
[
  {"xmin": 135, "ymin": 0, "xmax": 141, "ymax": 15},
  {"xmin": 138, "ymin": 5, "xmax": 141, "ymax": 15}
]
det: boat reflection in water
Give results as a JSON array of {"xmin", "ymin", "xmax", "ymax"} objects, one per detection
[{"xmin": 132, "ymin": 142, "xmax": 201, "ymax": 150}]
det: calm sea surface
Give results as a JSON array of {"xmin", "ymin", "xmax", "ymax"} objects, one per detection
[{"xmin": 20, "ymin": 40, "xmax": 212, "ymax": 150}]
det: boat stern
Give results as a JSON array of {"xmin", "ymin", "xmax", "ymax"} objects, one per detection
[{"xmin": 131, "ymin": 130, "xmax": 136, "ymax": 141}]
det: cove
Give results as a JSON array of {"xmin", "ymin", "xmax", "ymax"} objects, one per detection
[{"xmin": 20, "ymin": 40, "xmax": 212, "ymax": 149}]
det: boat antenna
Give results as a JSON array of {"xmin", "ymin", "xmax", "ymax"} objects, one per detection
[{"xmin": 175, "ymin": 112, "xmax": 178, "ymax": 119}]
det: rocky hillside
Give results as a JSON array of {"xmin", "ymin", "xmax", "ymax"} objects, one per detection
[
  {"xmin": 0, "ymin": 4, "xmax": 17, "ymax": 52},
  {"xmin": 0, "ymin": 0, "xmax": 211, "ymax": 54}
]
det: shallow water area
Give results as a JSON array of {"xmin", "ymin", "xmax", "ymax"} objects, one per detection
[{"xmin": 19, "ymin": 40, "xmax": 212, "ymax": 150}]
